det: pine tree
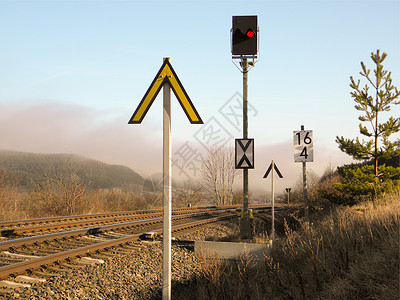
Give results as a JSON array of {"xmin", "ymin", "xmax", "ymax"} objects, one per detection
[{"xmin": 335, "ymin": 50, "xmax": 400, "ymax": 201}]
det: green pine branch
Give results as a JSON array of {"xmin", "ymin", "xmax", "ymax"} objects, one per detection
[{"xmin": 336, "ymin": 50, "xmax": 400, "ymax": 174}]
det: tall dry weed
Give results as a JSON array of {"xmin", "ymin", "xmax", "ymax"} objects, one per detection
[
  {"xmin": 193, "ymin": 246, "xmax": 232, "ymax": 299},
  {"xmin": 196, "ymin": 246, "xmax": 228, "ymax": 286},
  {"xmin": 269, "ymin": 196, "xmax": 399, "ymax": 299},
  {"xmin": 174, "ymin": 195, "xmax": 399, "ymax": 299}
]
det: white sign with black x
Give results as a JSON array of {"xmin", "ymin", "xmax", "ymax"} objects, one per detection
[{"xmin": 235, "ymin": 138, "xmax": 255, "ymax": 169}]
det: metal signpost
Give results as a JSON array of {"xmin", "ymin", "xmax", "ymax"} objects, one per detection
[
  {"xmin": 231, "ymin": 15, "xmax": 258, "ymax": 240},
  {"xmin": 285, "ymin": 187, "xmax": 292, "ymax": 204},
  {"xmin": 293, "ymin": 125, "xmax": 314, "ymax": 228},
  {"xmin": 263, "ymin": 161, "xmax": 283, "ymax": 244},
  {"xmin": 128, "ymin": 57, "xmax": 202, "ymax": 300},
  {"xmin": 162, "ymin": 81, "xmax": 172, "ymax": 300}
]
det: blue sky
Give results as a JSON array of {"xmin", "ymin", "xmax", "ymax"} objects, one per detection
[{"xmin": 0, "ymin": 0, "xmax": 399, "ymax": 194}]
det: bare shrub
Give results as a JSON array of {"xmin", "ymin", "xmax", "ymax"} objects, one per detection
[
  {"xmin": 192, "ymin": 246, "xmax": 232, "ymax": 300},
  {"xmin": 0, "ymin": 190, "xmax": 30, "ymax": 221},
  {"xmin": 77, "ymin": 189, "xmax": 159, "ymax": 214},
  {"xmin": 201, "ymin": 146, "xmax": 238, "ymax": 206},
  {"xmin": 0, "ymin": 170, "xmax": 30, "ymax": 220},
  {"xmin": 34, "ymin": 173, "xmax": 86, "ymax": 216},
  {"xmin": 173, "ymin": 179, "xmax": 205, "ymax": 208},
  {"xmin": 290, "ymin": 169, "xmax": 321, "ymax": 205},
  {"xmin": 196, "ymin": 247, "xmax": 227, "ymax": 286}
]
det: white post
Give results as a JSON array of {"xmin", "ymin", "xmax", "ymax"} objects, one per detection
[
  {"xmin": 301, "ymin": 125, "xmax": 309, "ymax": 230},
  {"xmin": 271, "ymin": 160, "xmax": 275, "ymax": 244},
  {"xmin": 162, "ymin": 57, "xmax": 172, "ymax": 300},
  {"xmin": 302, "ymin": 161, "xmax": 309, "ymax": 230}
]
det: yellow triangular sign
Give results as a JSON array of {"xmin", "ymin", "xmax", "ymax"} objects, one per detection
[{"xmin": 128, "ymin": 59, "xmax": 203, "ymax": 124}]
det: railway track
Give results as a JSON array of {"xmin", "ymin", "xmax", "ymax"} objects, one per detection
[
  {"xmin": 0, "ymin": 204, "xmax": 274, "ymax": 295},
  {"xmin": 0, "ymin": 207, "xmax": 217, "ymax": 238},
  {"xmin": 0, "ymin": 204, "xmax": 272, "ymax": 239},
  {"xmin": 0, "ymin": 207, "xmax": 244, "ymax": 284}
]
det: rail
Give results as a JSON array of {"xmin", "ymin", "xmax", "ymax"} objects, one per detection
[{"xmin": 0, "ymin": 211, "xmax": 236, "ymax": 280}]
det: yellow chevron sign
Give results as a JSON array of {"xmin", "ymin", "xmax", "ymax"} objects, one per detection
[{"xmin": 128, "ymin": 60, "xmax": 203, "ymax": 124}]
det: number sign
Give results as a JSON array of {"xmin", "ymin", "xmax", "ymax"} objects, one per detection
[{"xmin": 293, "ymin": 130, "xmax": 314, "ymax": 162}]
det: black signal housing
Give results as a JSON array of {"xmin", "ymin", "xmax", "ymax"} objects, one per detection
[{"xmin": 232, "ymin": 16, "xmax": 258, "ymax": 56}]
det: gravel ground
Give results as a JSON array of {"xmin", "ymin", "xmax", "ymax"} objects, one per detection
[{"xmin": 0, "ymin": 221, "xmax": 239, "ymax": 300}]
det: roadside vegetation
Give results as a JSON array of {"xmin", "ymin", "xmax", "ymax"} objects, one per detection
[{"xmin": 174, "ymin": 193, "xmax": 399, "ymax": 300}]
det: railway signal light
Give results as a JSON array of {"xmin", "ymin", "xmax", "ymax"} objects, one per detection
[
  {"xmin": 232, "ymin": 15, "xmax": 258, "ymax": 56},
  {"xmin": 246, "ymin": 30, "xmax": 254, "ymax": 38}
]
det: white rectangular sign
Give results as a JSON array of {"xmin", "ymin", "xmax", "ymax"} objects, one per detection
[
  {"xmin": 235, "ymin": 138, "xmax": 254, "ymax": 169},
  {"xmin": 293, "ymin": 130, "xmax": 314, "ymax": 162}
]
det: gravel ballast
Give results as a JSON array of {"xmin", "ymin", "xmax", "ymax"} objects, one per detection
[{"xmin": 0, "ymin": 221, "xmax": 239, "ymax": 299}]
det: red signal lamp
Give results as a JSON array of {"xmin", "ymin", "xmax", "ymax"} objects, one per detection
[{"xmin": 246, "ymin": 30, "xmax": 255, "ymax": 38}]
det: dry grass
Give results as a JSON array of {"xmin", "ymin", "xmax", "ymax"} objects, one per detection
[
  {"xmin": 268, "ymin": 196, "xmax": 399, "ymax": 299},
  {"xmin": 0, "ymin": 189, "xmax": 161, "ymax": 221},
  {"xmin": 174, "ymin": 194, "xmax": 400, "ymax": 299}
]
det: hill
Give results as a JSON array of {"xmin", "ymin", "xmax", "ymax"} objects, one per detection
[{"xmin": 0, "ymin": 150, "xmax": 144, "ymax": 192}]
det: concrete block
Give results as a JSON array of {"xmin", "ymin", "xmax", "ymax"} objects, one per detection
[
  {"xmin": 0, "ymin": 280, "xmax": 31, "ymax": 288},
  {"xmin": 72, "ymin": 257, "xmax": 105, "ymax": 265},
  {"xmin": 15, "ymin": 275, "xmax": 46, "ymax": 284},
  {"xmin": 195, "ymin": 241, "xmax": 270, "ymax": 261}
]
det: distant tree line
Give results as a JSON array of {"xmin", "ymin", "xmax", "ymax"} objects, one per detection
[{"xmin": 0, "ymin": 151, "xmax": 144, "ymax": 192}]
